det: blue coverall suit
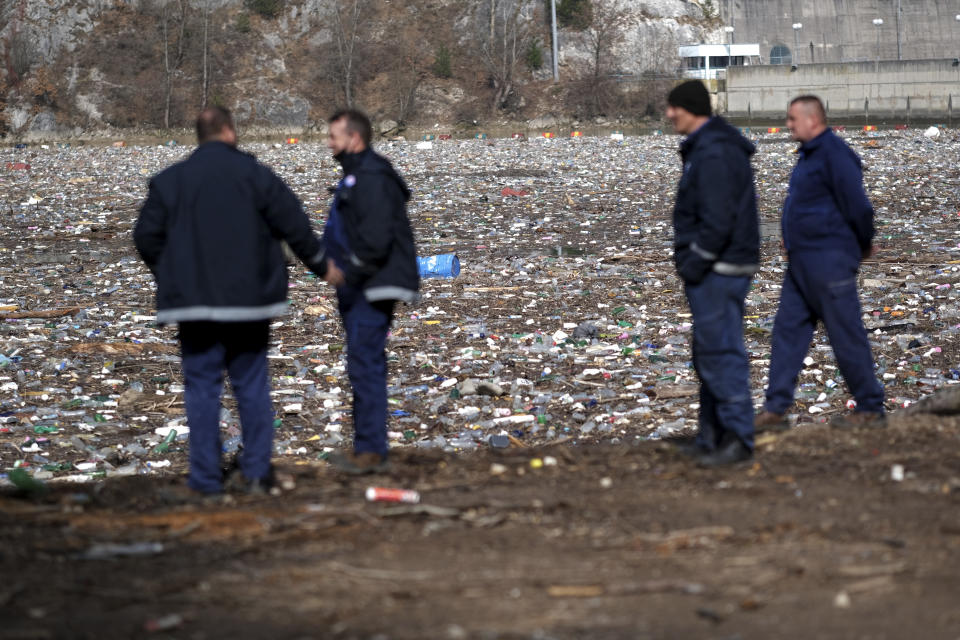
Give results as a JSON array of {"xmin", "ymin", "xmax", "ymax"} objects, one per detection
[
  {"xmin": 135, "ymin": 141, "xmax": 326, "ymax": 493},
  {"xmin": 323, "ymin": 148, "xmax": 419, "ymax": 458},
  {"xmin": 764, "ymin": 128, "xmax": 885, "ymax": 415},
  {"xmin": 673, "ymin": 117, "xmax": 761, "ymax": 451}
]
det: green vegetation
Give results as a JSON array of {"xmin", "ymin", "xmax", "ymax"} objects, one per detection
[
  {"xmin": 235, "ymin": 12, "xmax": 251, "ymax": 32},
  {"xmin": 525, "ymin": 38, "xmax": 544, "ymax": 70},
  {"xmin": 433, "ymin": 44, "xmax": 453, "ymax": 79},
  {"xmin": 245, "ymin": 0, "xmax": 282, "ymax": 19},
  {"xmin": 555, "ymin": 0, "xmax": 592, "ymax": 30}
]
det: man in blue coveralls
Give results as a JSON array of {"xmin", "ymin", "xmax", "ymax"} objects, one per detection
[
  {"xmin": 135, "ymin": 107, "xmax": 327, "ymax": 495},
  {"xmin": 320, "ymin": 109, "xmax": 419, "ymax": 474},
  {"xmin": 754, "ymin": 96, "xmax": 885, "ymax": 431},
  {"xmin": 666, "ymin": 80, "xmax": 760, "ymax": 466}
]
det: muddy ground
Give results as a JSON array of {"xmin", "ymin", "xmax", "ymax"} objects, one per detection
[
  {"xmin": 3, "ymin": 414, "xmax": 960, "ymax": 639},
  {"xmin": 1, "ymin": 131, "xmax": 960, "ymax": 638}
]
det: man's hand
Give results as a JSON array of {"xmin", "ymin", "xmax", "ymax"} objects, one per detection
[{"xmin": 324, "ymin": 259, "xmax": 345, "ymax": 287}]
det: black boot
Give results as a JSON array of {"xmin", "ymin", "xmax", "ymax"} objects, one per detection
[{"xmin": 696, "ymin": 434, "xmax": 753, "ymax": 467}]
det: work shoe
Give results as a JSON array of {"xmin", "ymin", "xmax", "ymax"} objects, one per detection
[
  {"xmin": 223, "ymin": 464, "xmax": 276, "ymax": 495},
  {"xmin": 754, "ymin": 410, "xmax": 790, "ymax": 433},
  {"xmin": 830, "ymin": 412, "xmax": 886, "ymax": 429},
  {"xmin": 327, "ymin": 451, "xmax": 389, "ymax": 475},
  {"xmin": 159, "ymin": 481, "xmax": 226, "ymax": 506},
  {"xmin": 667, "ymin": 435, "xmax": 711, "ymax": 458},
  {"xmin": 696, "ymin": 435, "xmax": 753, "ymax": 467}
]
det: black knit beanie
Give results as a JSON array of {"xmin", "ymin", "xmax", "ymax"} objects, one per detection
[{"xmin": 667, "ymin": 80, "xmax": 712, "ymax": 117}]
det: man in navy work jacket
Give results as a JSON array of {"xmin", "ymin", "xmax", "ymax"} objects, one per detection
[
  {"xmin": 667, "ymin": 80, "xmax": 760, "ymax": 466},
  {"xmin": 755, "ymin": 96, "xmax": 885, "ymax": 431},
  {"xmin": 319, "ymin": 109, "xmax": 419, "ymax": 474},
  {"xmin": 134, "ymin": 107, "xmax": 326, "ymax": 494}
]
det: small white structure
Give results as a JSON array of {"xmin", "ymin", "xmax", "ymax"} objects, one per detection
[{"xmin": 679, "ymin": 44, "xmax": 762, "ymax": 80}]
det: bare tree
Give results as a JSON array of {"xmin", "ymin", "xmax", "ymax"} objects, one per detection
[
  {"xmin": 579, "ymin": 0, "xmax": 629, "ymax": 115},
  {"xmin": 635, "ymin": 26, "xmax": 680, "ymax": 117},
  {"xmin": 476, "ymin": 0, "xmax": 536, "ymax": 111},
  {"xmin": 149, "ymin": 0, "xmax": 188, "ymax": 128},
  {"xmin": 330, "ymin": 0, "xmax": 370, "ymax": 107},
  {"xmin": 3, "ymin": 25, "xmax": 35, "ymax": 86},
  {"xmin": 381, "ymin": 22, "xmax": 427, "ymax": 125},
  {"xmin": 198, "ymin": 0, "xmax": 213, "ymax": 108}
]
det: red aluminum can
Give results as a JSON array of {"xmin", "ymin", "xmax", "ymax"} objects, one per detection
[{"xmin": 365, "ymin": 487, "xmax": 420, "ymax": 504}]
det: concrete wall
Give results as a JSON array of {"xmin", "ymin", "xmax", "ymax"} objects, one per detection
[
  {"xmin": 718, "ymin": 0, "xmax": 960, "ymax": 65},
  {"xmin": 723, "ymin": 59, "xmax": 960, "ymax": 121}
]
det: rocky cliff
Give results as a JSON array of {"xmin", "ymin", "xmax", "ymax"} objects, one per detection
[{"xmin": 0, "ymin": 0, "xmax": 719, "ymax": 139}]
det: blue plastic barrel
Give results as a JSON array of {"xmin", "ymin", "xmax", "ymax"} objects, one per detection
[{"xmin": 417, "ymin": 254, "xmax": 460, "ymax": 279}]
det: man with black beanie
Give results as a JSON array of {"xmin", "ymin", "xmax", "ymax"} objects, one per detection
[{"xmin": 666, "ymin": 80, "xmax": 760, "ymax": 466}]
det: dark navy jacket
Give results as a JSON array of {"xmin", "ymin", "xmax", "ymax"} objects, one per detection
[
  {"xmin": 134, "ymin": 141, "xmax": 325, "ymax": 324},
  {"xmin": 782, "ymin": 128, "xmax": 874, "ymax": 257},
  {"xmin": 673, "ymin": 116, "xmax": 760, "ymax": 283},
  {"xmin": 321, "ymin": 147, "xmax": 419, "ymax": 304}
]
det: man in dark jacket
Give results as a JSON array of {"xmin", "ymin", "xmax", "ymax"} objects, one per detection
[
  {"xmin": 134, "ymin": 107, "xmax": 326, "ymax": 494},
  {"xmin": 754, "ymin": 96, "xmax": 885, "ymax": 431},
  {"xmin": 319, "ymin": 109, "xmax": 419, "ymax": 474},
  {"xmin": 667, "ymin": 80, "xmax": 759, "ymax": 466}
]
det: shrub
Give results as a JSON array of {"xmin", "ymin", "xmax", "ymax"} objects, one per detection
[
  {"xmin": 433, "ymin": 44, "xmax": 452, "ymax": 79},
  {"xmin": 556, "ymin": 0, "xmax": 591, "ymax": 30},
  {"xmin": 245, "ymin": 0, "xmax": 281, "ymax": 19},
  {"xmin": 525, "ymin": 38, "xmax": 544, "ymax": 70}
]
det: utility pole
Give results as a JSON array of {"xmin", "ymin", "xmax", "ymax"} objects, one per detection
[
  {"xmin": 873, "ymin": 18, "xmax": 883, "ymax": 74},
  {"xmin": 896, "ymin": 0, "xmax": 902, "ymax": 60},
  {"xmin": 550, "ymin": 0, "xmax": 559, "ymax": 82}
]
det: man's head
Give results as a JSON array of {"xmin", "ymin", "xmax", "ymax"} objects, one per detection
[
  {"xmin": 196, "ymin": 106, "xmax": 237, "ymax": 146},
  {"xmin": 666, "ymin": 80, "xmax": 712, "ymax": 135},
  {"xmin": 786, "ymin": 95, "xmax": 827, "ymax": 143},
  {"xmin": 327, "ymin": 109, "xmax": 371, "ymax": 156}
]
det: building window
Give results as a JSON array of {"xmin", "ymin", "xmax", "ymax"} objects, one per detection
[{"xmin": 770, "ymin": 45, "xmax": 792, "ymax": 65}]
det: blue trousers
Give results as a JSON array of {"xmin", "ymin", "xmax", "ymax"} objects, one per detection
[
  {"xmin": 338, "ymin": 287, "xmax": 395, "ymax": 458},
  {"xmin": 765, "ymin": 250, "xmax": 884, "ymax": 414},
  {"xmin": 180, "ymin": 321, "xmax": 273, "ymax": 493},
  {"xmin": 685, "ymin": 273, "xmax": 755, "ymax": 451}
]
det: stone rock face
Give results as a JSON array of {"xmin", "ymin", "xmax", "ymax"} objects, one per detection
[
  {"xmin": 558, "ymin": 0, "xmax": 718, "ymax": 76},
  {"xmin": 527, "ymin": 114, "xmax": 559, "ymax": 129},
  {"xmin": 28, "ymin": 111, "xmax": 57, "ymax": 133},
  {"xmin": 0, "ymin": 0, "xmax": 715, "ymax": 132},
  {"xmin": 235, "ymin": 91, "xmax": 311, "ymax": 128}
]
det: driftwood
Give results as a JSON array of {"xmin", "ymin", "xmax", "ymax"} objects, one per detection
[
  {"xmin": 0, "ymin": 307, "xmax": 81, "ymax": 319},
  {"xmin": 900, "ymin": 386, "xmax": 960, "ymax": 416},
  {"xmin": 69, "ymin": 342, "xmax": 179, "ymax": 356}
]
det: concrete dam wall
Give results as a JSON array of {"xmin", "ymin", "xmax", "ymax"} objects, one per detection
[{"xmin": 723, "ymin": 59, "xmax": 960, "ymax": 123}]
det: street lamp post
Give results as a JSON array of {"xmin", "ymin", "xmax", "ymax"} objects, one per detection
[
  {"xmin": 792, "ymin": 23, "xmax": 803, "ymax": 65},
  {"xmin": 873, "ymin": 18, "xmax": 883, "ymax": 73},
  {"xmin": 550, "ymin": 0, "xmax": 559, "ymax": 82},
  {"xmin": 724, "ymin": 25, "xmax": 734, "ymax": 74},
  {"xmin": 896, "ymin": 0, "xmax": 902, "ymax": 60}
]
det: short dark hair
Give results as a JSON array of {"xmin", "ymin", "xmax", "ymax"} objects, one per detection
[
  {"xmin": 196, "ymin": 106, "xmax": 235, "ymax": 144},
  {"xmin": 329, "ymin": 108, "xmax": 372, "ymax": 146},
  {"xmin": 790, "ymin": 95, "xmax": 827, "ymax": 124}
]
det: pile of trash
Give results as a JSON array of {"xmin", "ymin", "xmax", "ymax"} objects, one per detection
[{"xmin": 1, "ymin": 127, "xmax": 959, "ymax": 486}]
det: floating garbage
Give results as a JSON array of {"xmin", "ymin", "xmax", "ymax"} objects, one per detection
[
  {"xmin": 417, "ymin": 254, "xmax": 460, "ymax": 279},
  {"xmin": 0, "ymin": 128, "xmax": 958, "ymax": 480}
]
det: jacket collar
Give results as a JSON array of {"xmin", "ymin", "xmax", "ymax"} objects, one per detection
[
  {"xmin": 335, "ymin": 147, "xmax": 372, "ymax": 174},
  {"xmin": 195, "ymin": 140, "xmax": 236, "ymax": 154},
  {"xmin": 679, "ymin": 117, "xmax": 715, "ymax": 156},
  {"xmin": 799, "ymin": 128, "xmax": 831, "ymax": 154}
]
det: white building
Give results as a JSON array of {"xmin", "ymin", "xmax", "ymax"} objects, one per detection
[{"xmin": 679, "ymin": 44, "xmax": 762, "ymax": 80}]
